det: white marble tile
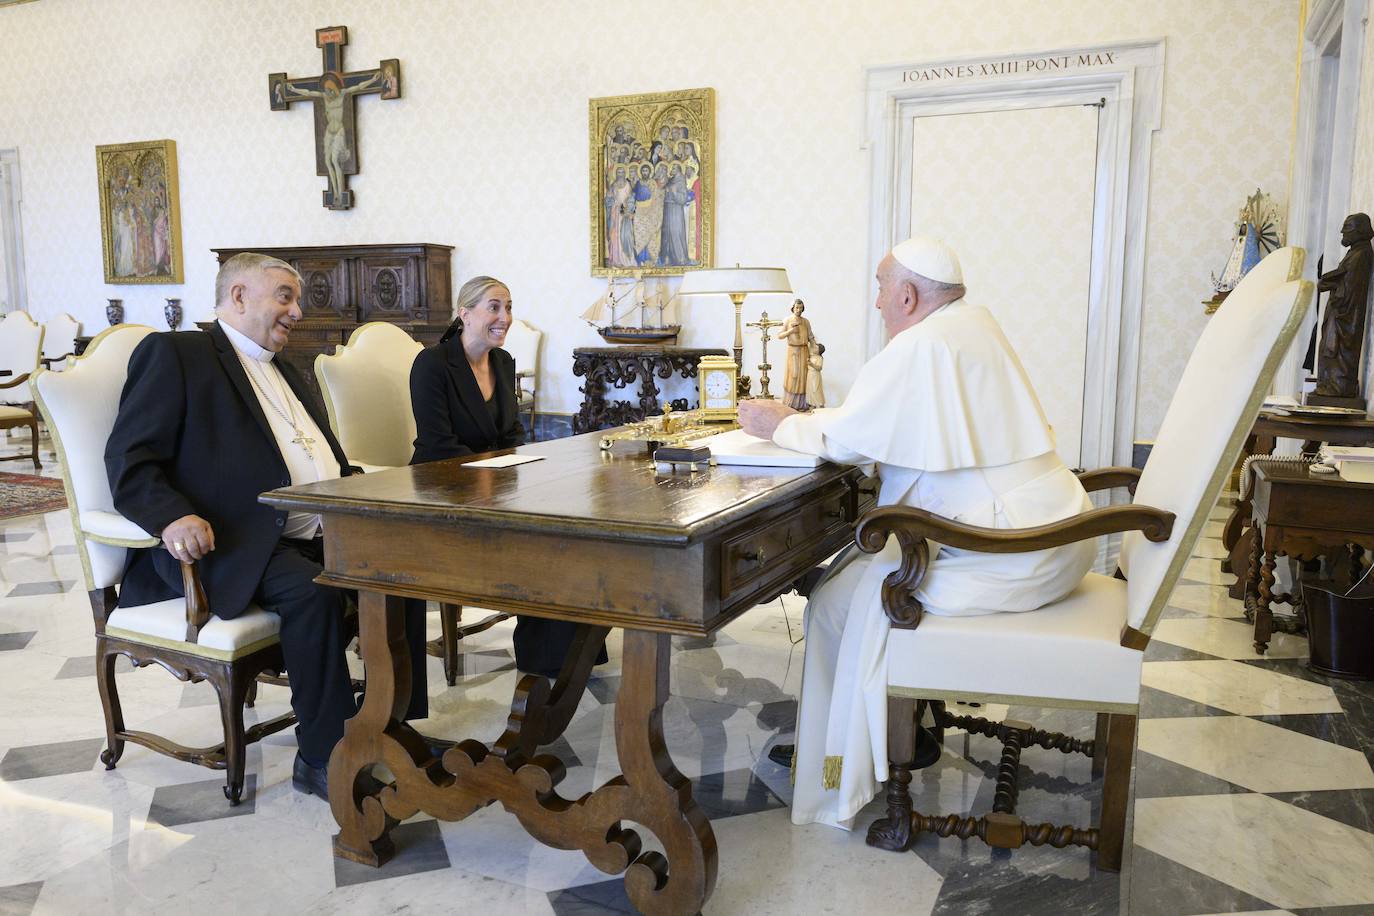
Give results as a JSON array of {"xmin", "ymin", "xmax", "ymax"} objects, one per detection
[
  {"xmin": 1151, "ymin": 617, "xmax": 1308, "ymax": 660},
  {"xmin": 301, "ymin": 865, "xmax": 553, "ymax": 915},
  {"xmin": 1140, "ymin": 660, "xmax": 1342, "ymax": 716},
  {"xmin": 1191, "ymin": 539, "xmax": 1231, "ymax": 560},
  {"xmin": 1179, "ymin": 556, "xmax": 1229, "ymax": 586},
  {"xmin": 1203, "ymin": 520, "xmax": 1225, "ymax": 539},
  {"xmin": 706, "ymin": 808, "xmax": 941, "ymax": 916},
  {"xmin": 437, "ymin": 801, "xmax": 616, "ymax": 892},
  {"xmin": 0, "ymin": 771, "xmax": 155, "ymax": 885},
  {"xmin": 1136, "ymin": 794, "xmax": 1374, "ymax": 909},
  {"xmin": 33, "ymin": 806, "xmax": 338, "ymax": 914},
  {"xmin": 1137, "ymin": 716, "xmax": 1374, "ymax": 793},
  {"xmin": 1163, "ymin": 582, "xmax": 1245, "ymax": 619}
]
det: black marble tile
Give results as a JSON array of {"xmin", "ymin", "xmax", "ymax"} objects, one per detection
[
  {"xmin": 1144, "ymin": 641, "xmax": 1224, "ymax": 662},
  {"xmin": 145, "ymin": 776, "xmax": 257, "ymax": 827},
  {"xmin": 0, "ymin": 737, "xmax": 104, "ymax": 781},
  {"xmin": 1132, "ymin": 750, "xmax": 1249, "ymax": 799},
  {"xmin": 1241, "ymin": 659, "xmax": 1374, "ymax": 768},
  {"xmin": 689, "ymin": 767, "xmax": 785, "ymax": 819},
  {"xmin": 1252, "ymin": 713, "xmax": 1365, "ymax": 750},
  {"xmin": 1267, "ymin": 787, "xmax": 1374, "ymax": 834},
  {"xmin": 541, "ymin": 735, "xmax": 585, "ymax": 770},
  {"xmin": 932, "ymin": 856, "xmax": 1120, "ymax": 915},
  {"xmin": 1126, "ymin": 846, "xmax": 1276, "ymax": 915},
  {"xmin": 49, "ymin": 544, "xmax": 78, "ymax": 555},
  {"xmin": 0, "ymin": 880, "xmax": 42, "ymax": 916},
  {"xmin": 0, "ymin": 631, "xmax": 36, "ymax": 651},
  {"xmin": 1293, "ymin": 905, "xmax": 1374, "ymax": 916},
  {"xmin": 586, "ymin": 674, "xmax": 621, "ymax": 706},
  {"xmin": 0, "ymin": 531, "xmax": 35, "ymax": 543},
  {"xmin": 547, "ymin": 878, "xmax": 635, "ymax": 915},
  {"xmin": 333, "ymin": 818, "xmax": 450, "ymax": 887},
  {"xmin": 754, "ymin": 697, "xmax": 797, "ymax": 732},
  {"xmin": 1138, "ymin": 685, "xmax": 1231, "ymax": 719},
  {"xmin": 6, "ymin": 580, "xmax": 73, "ymax": 597}
]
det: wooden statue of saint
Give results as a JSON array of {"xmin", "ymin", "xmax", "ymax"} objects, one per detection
[
  {"xmin": 1310, "ymin": 212, "xmax": 1373, "ymax": 408},
  {"xmin": 777, "ymin": 299, "xmax": 816, "ymax": 410}
]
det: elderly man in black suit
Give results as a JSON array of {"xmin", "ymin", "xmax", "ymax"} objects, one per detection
[{"xmin": 105, "ymin": 252, "xmax": 428, "ymax": 798}]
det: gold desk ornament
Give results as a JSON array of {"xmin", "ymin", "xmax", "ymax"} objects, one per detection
[
  {"xmin": 746, "ymin": 311, "xmax": 784, "ymax": 399},
  {"xmin": 696, "ymin": 354, "xmax": 740, "ymax": 422},
  {"xmin": 599, "ymin": 408, "xmax": 738, "ymax": 451}
]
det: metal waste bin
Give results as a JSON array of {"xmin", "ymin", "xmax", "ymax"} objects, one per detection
[{"xmin": 1301, "ymin": 577, "xmax": 1374, "ymax": 680}]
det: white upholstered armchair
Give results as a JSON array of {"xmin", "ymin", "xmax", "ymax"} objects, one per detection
[
  {"xmin": 0, "ymin": 310, "xmax": 44, "ymax": 467},
  {"xmin": 502, "ymin": 317, "xmax": 542, "ymax": 438},
  {"xmin": 857, "ymin": 247, "xmax": 1313, "ymax": 871},
  {"xmin": 31, "ymin": 324, "xmax": 294, "ymax": 805},
  {"xmin": 41, "ymin": 312, "xmax": 83, "ymax": 369},
  {"xmin": 314, "ymin": 321, "xmax": 509, "ymax": 685}
]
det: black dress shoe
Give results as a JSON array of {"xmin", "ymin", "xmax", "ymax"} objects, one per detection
[
  {"xmin": 292, "ymin": 752, "xmax": 331, "ymax": 798},
  {"xmin": 292, "ymin": 752, "xmax": 387, "ymax": 799},
  {"xmin": 767, "ymin": 743, "xmax": 795, "ymax": 768}
]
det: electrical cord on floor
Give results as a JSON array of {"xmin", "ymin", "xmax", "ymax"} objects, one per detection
[{"xmin": 779, "ymin": 592, "xmax": 805, "ymax": 646}]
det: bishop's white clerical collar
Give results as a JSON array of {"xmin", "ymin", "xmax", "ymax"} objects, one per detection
[{"xmin": 217, "ymin": 318, "xmax": 276, "ymax": 363}]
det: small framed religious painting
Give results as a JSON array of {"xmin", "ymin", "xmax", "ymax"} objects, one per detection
[
  {"xmin": 589, "ymin": 87, "xmax": 714, "ymax": 277},
  {"xmin": 95, "ymin": 139, "xmax": 184, "ymax": 284}
]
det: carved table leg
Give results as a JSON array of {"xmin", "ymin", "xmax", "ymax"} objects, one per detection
[
  {"xmin": 330, "ymin": 590, "xmax": 426, "ymax": 867},
  {"xmin": 866, "ymin": 694, "xmax": 916, "ymax": 851},
  {"xmin": 1254, "ymin": 548, "xmax": 1277, "ymax": 655}
]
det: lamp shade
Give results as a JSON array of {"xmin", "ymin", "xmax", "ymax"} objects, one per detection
[{"xmin": 676, "ymin": 267, "xmax": 792, "ymax": 297}]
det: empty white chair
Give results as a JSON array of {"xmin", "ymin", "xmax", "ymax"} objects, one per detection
[
  {"xmin": 31, "ymin": 324, "xmax": 293, "ymax": 805},
  {"xmin": 0, "ymin": 309, "xmax": 43, "ymax": 405},
  {"xmin": 41, "ymin": 312, "xmax": 83, "ymax": 370}
]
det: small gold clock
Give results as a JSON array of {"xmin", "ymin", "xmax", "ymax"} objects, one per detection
[{"xmin": 696, "ymin": 355, "xmax": 740, "ymax": 422}]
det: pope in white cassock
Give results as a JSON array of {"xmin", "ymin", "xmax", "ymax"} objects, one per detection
[{"xmin": 737, "ymin": 236, "xmax": 1095, "ymax": 829}]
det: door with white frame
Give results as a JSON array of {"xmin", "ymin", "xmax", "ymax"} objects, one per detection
[{"xmin": 906, "ymin": 104, "xmax": 1098, "ymax": 467}]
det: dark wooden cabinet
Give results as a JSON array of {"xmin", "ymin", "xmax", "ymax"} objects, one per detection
[{"xmin": 210, "ymin": 243, "xmax": 454, "ymax": 402}]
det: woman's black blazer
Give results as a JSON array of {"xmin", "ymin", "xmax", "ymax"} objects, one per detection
[{"xmin": 409, "ymin": 334, "xmax": 525, "ymax": 464}]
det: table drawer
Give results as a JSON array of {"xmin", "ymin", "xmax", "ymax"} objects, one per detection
[{"xmin": 720, "ymin": 481, "xmax": 852, "ymax": 599}]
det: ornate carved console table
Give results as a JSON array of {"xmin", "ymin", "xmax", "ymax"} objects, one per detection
[{"xmin": 572, "ymin": 346, "xmax": 728, "ymax": 434}]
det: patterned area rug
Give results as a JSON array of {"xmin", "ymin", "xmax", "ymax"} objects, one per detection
[{"xmin": 0, "ymin": 472, "xmax": 66, "ymax": 521}]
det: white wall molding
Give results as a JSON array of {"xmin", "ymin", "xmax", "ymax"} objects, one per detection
[
  {"xmin": 863, "ymin": 39, "xmax": 1165, "ymax": 469},
  {"xmin": 1281, "ymin": 0, "xmax": 1368, "ymax": 398},
  {"xmin": 0, "ymin": 149, "xmax": 28, "ymax": 314}
]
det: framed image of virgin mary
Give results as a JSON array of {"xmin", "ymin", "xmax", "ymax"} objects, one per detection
[
  {"xmin": 589, "ymin": 88, "xmax": 714, "ymax": 277},
  {"xmin": 96, "ymin": 139, "xmax": 184, "ymax": 284}
]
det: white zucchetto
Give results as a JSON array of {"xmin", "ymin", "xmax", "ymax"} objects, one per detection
[{"xmin": 891, "ymin": 236, "xmax": 964, "ymax": 285}]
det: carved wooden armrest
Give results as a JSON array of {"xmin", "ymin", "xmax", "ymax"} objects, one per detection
[
  {"xmin": 515, "ymin": 369, "xmax": 535, "ymax": 399},
  {"xmin": 40, "ymin": 354, "xmax": 74, "ymax": 369},
  {"xmin": 1075, "ymin": 466, "xmax": 1141, "ymax": 495},
  {"xmin": 0, "ymin": 372, "xmax": 33, "ymax": 390},
  {"xmin": 181, "ymin": 560, "xmax": 211, "ymax": 643},
  {"xmin": 854, "ymin": 503, "xmax": 1175, "ymax": 630}
]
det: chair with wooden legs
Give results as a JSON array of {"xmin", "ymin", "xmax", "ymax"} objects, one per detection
[
  {"xmin": 858, "ymin": 247, "xmax": 1313, "ymax": 870},
  {"xmin": 31, "ymin": 325, "xmax": 296, "ymax": 805},
  {"xmin": 314, "ymin": 321, "xmax": 509, "ymax": 686},
  {"xmin": 0, "ymin": 310, "xmax": 44, "ymax": 468}
]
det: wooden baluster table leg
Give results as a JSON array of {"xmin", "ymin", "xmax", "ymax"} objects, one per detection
[{"xmin": 1254, "ymin": 546, "xmax": 1277, "ymax": 656}]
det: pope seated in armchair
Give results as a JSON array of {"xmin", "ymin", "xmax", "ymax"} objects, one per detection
[{"xmin": 738, "ymin": 236, "xmax": 1094, "ymax": 829}]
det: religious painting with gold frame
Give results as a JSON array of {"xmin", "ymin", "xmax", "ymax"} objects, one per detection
[
  {"xmin": 589, "ymin": 88, "xmax": 714, "ymax": 277},
  {"xmin": 96, "ymin": 139, "xmax": 184, "ymax": 284}
]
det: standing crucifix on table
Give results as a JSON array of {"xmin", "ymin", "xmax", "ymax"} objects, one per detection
[{"xmin": 269, "ymin": 26, "xmax": 401, "ymax": 210}]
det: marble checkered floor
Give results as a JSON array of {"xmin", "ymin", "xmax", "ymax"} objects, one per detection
[{"xmin": 2, "ymin": 435, "xmax": 1373, "ymax": 915}]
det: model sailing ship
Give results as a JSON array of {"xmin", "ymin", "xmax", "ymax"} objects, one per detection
[{"xmin": 581, "ymin": 273, "xmax": 680, "ymax": 344}]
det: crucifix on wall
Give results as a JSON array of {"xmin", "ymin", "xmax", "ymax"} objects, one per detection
[{"xmin": 269, "ymin": 25, "xmax": 401, "ymax": 210}]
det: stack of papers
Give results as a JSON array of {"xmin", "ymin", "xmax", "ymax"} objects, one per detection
[
  {"xmin": 1325, "ymin": 446, "xmax": 1374, "ymax": 483},
  {"xmin": 692, "ymin": 428, "xmax": 822, "ymax": 468}
]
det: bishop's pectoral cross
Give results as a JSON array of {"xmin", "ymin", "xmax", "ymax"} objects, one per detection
[
  {"xmin": 746, "ymin": 312, "xmax": 784, "ymax": 399},
  {"xmin": 269, "ymin": 25, "xmax": 401, "ymax": 210},
  {"xmin": 291, "ymin": 426, "xmax": 318, "ymax": 458}
]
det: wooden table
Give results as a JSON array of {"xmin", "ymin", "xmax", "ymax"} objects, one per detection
[
  {"xmin": 1221, "ymin": 410, "xmax": 1374, "ymax": 594},
  {"xmin": 262, "ymin": 432, "xmax": 873, "ymax": 914},
  {"xmin": 1245, "ymin": 461, "xmax": 1374, "ymax": 653}
]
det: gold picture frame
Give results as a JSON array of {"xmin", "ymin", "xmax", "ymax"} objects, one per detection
[
  {"xmin": 589, "ymin": 87, "xmax": 714, "ymax": 277},
  {"xmin": 96, "ymin": 139, "xmax": 184, "ymax": 284}
]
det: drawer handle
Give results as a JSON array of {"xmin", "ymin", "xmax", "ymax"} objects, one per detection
[
  {"xmin": 738, "ymin": 547, "xmax": 767, "ymax": 567},
  {"xmin": 824, "ymin": 507, "xmax": 845, "ymax": 522}
]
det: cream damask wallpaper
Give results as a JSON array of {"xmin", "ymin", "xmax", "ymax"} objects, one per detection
[{"xmin": 0, "ymin": 0, "xmax": 1298, "ymax": 437}]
